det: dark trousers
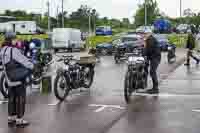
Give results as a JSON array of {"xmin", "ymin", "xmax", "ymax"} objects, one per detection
[
  {"xmin": 8, "ymin": 85, "xmax": 26, "ymax": 119},
  {"xmin": 145, "ymin": 58, "xmax": 161, "ymax": 89},
  {"xmin": 186, "ymin": 50, "xmax": 199, "ymax": 64}
]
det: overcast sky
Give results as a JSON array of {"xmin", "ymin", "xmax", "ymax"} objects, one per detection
[{"xmin": 0, "ymin": 0, "xmax": 200, "ymax": 21}]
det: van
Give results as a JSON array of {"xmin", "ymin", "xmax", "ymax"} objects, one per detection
[{"xmin": 52, "ymin": 28, "xmax": 83, "ymax": 52}]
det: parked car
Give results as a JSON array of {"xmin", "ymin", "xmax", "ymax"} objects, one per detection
[
  {"xmin": 176, "ymin": 24, "xmax": 190, "ymax": 34},
  {"xmin": 136, "ymin": 26, "xmax": 153, "ymax": 33},
  {"xmin": 114, "ymin": 34, "xmax": 144, "ymax": 52},
  {"xmin": 113, "ymin": 34, "xmax": 144, "ymax": 63},
  {"xmin": 96, "ymin": 26, "xmax": 112, "ymax": 36},
  {"xmin": 96, "ymin": 42, "xmax": 113, "ymax": 55},
  {"xmin": 154, "ymin": 34, "xmax": 172, "ymax": 51}
]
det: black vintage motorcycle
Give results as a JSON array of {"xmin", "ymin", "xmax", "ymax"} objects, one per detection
[
  {"xmin": 54, "ymin": 55, "xmax": 95, "ymax": 101},
  {"xmin": 124, "ymin": 47, "xmax": 148, "ymax": 103}
]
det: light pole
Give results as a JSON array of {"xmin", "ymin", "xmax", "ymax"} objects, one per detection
[
  {"xmin": 92, "ymin": 9, "xmax": 96, "ymax": 35},
  {"xmin": 180, "ymin": 0, "xmax": 182, "ymax": 17},
  {"xmin": 47, "ymin": 1, "xmax": 51, "ymax": 31},
  {"xmin": 87, "ymin": 9, "xmax": 92, "ymax": 36},
  {"xmin": 56, "ymin": 6, "xmax": 59, "ymax": 27},
  {"xmin": 144, "ymin": 0, "xmax": 147, "ymax": 26},
  {"xmin": 89, "ymin": 14, "xmax": 91, "ymax": 36},
  {"xmin": 62, "ymin": 0, "xmax": 64, "ymax": 28}
]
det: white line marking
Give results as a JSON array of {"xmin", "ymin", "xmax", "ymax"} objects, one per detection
[
  {"xmin": 192, "ymin": 110, "xmax": 200, "ymax": 113},
  {"xmin": 95, "ymin": 106, "xmax": 107, "ymax": 113},
  {"xmin": 0, "ymin": 100, "xmax": 8, "ymax": 104},
  {"xmin": 48, "ymin": 101, "xmax": 59, "ymax": 106},
  {"xmin": 134, "ymin": 93, "xmax": 200, "ymax": 98},
  {"xmin": 89, "ymin": 104, "xmax": 125, "ymax": 113}
]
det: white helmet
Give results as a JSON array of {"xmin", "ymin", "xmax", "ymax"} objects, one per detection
[{"xmin": 29, "ymin": 42, "xmax": 36, "ymax": 49}]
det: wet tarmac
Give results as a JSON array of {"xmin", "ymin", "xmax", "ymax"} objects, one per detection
[{"xmin": 0, "ymin": 49, "xmax": 193, "ymax": 133}]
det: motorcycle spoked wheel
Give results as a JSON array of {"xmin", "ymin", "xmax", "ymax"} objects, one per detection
[
  {"xmin": 54, "ymin": 74, "xmax": 71, "ymax": 101},
  {"xmin": 0, "ymin": 73, "xmax": 9, "ymax": 98},
  {"xmin": 124, "ymin": 71, "xmax": 136, "ymax": 104},
  {"xmin": 82, "ymin": 67, "xmax": 95, "ymax": 88}
]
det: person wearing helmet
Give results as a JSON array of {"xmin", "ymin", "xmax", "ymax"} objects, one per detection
[
  {"xmin": 143, "ymin": 31, "xmax": 161, "ymax": 94},
  {"xmin": 29, "ymin": 42, "xmax": 38, "ymax": 64},
  {"xmin": 0, "ymin": 32, "xmax": 34, "ymax": 127}
]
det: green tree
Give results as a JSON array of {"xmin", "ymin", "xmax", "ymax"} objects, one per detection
[
  {"xmin": 134, "ymin": 0, "xmax": 159, "ymax": 27},
  {"xmin": 122, "ymin": 18, "xmax": 130, "ymax": 28}
]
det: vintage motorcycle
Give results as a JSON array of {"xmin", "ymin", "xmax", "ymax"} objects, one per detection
[
  {"xmin": 124, "ymin": 47, "xmax": 148, "ymax": 103},
  {"xmin": 54, "ymin": 55, "xmax": 95, "ymax": 101}
]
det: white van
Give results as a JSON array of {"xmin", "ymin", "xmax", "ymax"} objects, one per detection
[{"xmin": 52, "ymin": 28, "xmax": 83, "ymax": 52}]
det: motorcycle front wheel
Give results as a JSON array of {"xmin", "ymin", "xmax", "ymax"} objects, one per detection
[
  {"xmin": 0, "ymin": 73, "xmax": 9, "ymax": 98},
  {"xmin": 124, "ymin": 71, "xmax": 135, "ymax": 103},
  {"xmin": 83, "ymin": 67, "xmax": 95, "ymax": 88},
  {"xmin": 54, "ymin": 74, "xmax": 70, "ymax": 101}
]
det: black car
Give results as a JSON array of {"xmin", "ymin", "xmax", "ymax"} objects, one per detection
[
  {"xmin": 96, "ymin": 42, "xmax": 114, "ymax": 55},
  {"xmin": 114, "ymin": 34, "xmax": 144, "ymax": 63}
]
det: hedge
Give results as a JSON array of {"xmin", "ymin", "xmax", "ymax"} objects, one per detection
[
  {"xmin": 167, "ymin": 34, "xmax": 188, "ymax": 48},
  {"xmin": 0, "ymin": 33, "xmax": 188, "ymax": 48}
]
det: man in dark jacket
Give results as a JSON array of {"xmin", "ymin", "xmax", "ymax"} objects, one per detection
[
  {"xmin": 184, "ymin": 28, "xmax": 199, "ymax": 66},
  {"xmin": 144, "ymin": 32, "xmax": 161, "ymax": 94}
]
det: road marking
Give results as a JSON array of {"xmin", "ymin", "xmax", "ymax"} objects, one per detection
[
  {"xmin": 133, "ymin": 93, "xmax": 200, "ymax": 98},
  {"xmin": 95, "ymin": 106, "xmax": 107, "ymax": 113},
  {"xmin": 0, "ymin": 100, "xmax": 8, "ymax": 104},
  {"xmin": 48, "ymin": 101, "xmax": 60, "ymax": 106},
  {"xmin": 192, "ymin": 109, "xmax": 200, "ymax": 113},
  {"xmin": 89, "ymin": 104, "xmax": 125, "ymax": 113}
]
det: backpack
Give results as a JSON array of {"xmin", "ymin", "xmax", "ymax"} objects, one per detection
[{"xmin": 3, "ymin": 47, "xmax": 30, "ymax": 82}]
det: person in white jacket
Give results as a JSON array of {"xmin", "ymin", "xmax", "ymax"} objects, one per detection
[{"xmin": 1, "ymin": 32, "xmax": 33, "ymax": 127}]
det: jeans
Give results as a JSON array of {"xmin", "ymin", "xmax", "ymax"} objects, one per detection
[
  {"xmin": 145, "ymin": 58, "xmax": 161, "ymax": 89},
  {"xmin": 8, "ymin": 85, "xmax": 26, "ymax": 119},
  {"xmin": 8, "ymin": 69, "xmax": 31, "ymax": 118}
]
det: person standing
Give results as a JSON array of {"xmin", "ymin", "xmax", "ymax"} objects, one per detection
[
  {"xmin": 184, "ymin": 26, "xmax": 199, "ymax": 66},
  {"xmin": 144, "ymin": 32, "xmax": 161, "ymax": 94},
  {"xmin": 1, "ymin": 32, "xmax": 34, "ymax": 127}
]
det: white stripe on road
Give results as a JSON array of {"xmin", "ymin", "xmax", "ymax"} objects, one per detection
[
  {"xmin": 0, "ymin": 100, "xmax": 8, "ymax": 104},
  {"xmin": 134, "ymin": 93, "xmax": 200, "ymax": 98},
  {"xmin": 192, "ymin": 110, "xmax": 200, "ymax": 113},
  {"xmin": 48, "ymin": 101, "xmax": 60, "ymax": 106},
  {"xmin": 89, "ymin": 104, "xmax": 125, "ymax": 113},
  {"xmin": 94, "ymin": 106, "xmax": 107, "ymax": 113}
]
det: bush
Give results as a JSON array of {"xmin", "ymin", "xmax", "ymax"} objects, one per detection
[
  {"xmin": 86, "ymin": 36, "xmax": 113, "ymax": 48},
  {"xmin": 168, "ymin": 34, "xmax": 188, "ymax": 48}
]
